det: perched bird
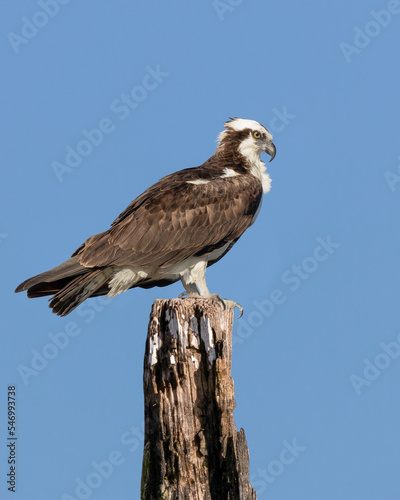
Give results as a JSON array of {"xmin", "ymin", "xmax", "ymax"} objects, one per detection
[{"xmin": 15, "ymin": 118, "xmax": 276, "ymax": 316}]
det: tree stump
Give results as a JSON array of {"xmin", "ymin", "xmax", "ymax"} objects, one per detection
[{"xmin": 141, "ymin": 298, "xmax": 257, "ymax": 500}]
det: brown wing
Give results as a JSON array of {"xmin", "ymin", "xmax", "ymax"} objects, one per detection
[{"xmin": 76, "ymin": 170, "xmax": 263, "ymax": 269}]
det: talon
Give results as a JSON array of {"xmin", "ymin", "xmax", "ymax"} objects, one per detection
[
  {"xmin": 178, "ymin": 292, "xmax": 243, "ymax": 318},
  {"xmin": 179, "ymin": 291, "xmax": 201, "ymax": 299},
  {"xmin": 209, "ymin": 293, "xmax": 226, "ymax": 310},
  {"xmin": 234, "ymin": 303, "xmax": 244, "ymax": 319},
  {"xmin": 222, "ymin": 299, "xmax": 244, "ymax": 319}
]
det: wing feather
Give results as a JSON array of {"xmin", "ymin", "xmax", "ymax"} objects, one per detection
[{"xmin": 77, "ymin": 171, "xmax": 262, "ymax": 269}]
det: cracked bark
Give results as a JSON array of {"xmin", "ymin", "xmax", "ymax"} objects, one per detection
[{"xmin": 141, "ymin": 298, "xmax": 257, "ymax": 500}]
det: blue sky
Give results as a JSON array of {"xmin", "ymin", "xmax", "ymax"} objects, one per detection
[{"xmin": 1, "ymin": 0, "xmax": 400, "ymax": 498}]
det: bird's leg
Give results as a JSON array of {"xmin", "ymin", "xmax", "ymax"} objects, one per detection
[
  {"xmin": 178, "ymin": 282, "xmax": 199, "ymax": 299},
  {"xmin": 179, "ymin": 262, "xmax": 244, "ymax": 318},
  {"xmin": 180, "ymin": 262, "xmax": 223, "ymax": 303}
]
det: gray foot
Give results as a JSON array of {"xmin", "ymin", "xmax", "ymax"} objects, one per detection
[{"xmin": 178, "ymin": 292, "xmax": 243, "ymax": 319}]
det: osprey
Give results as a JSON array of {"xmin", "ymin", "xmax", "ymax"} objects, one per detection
[{"xmin": 15, "ymin": 118, "xmax": 276, "ymax": 316}]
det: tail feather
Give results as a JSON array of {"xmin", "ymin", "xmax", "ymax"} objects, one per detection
[
  {"xmin": 15, "ymin": 257, "xmax": 114, "ymax": 316},
  {"xmin": 15, "ymin": 256, "xmax": 86, "ymax": 294},
  {"xmin": 49, "ymin": 269, "xmax": 113, "ymax": 316},
  {"xmin": 27, "ymin": 279, "xmax": 73, "ymax": 298}
]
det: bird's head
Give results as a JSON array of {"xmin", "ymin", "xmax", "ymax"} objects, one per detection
[{"xmin": 216, "ymin": 118, "xmax": 276, "ymax": 163}]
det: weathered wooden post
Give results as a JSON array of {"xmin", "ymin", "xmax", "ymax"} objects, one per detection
[{"xmin": 141, "ymin": 298, "xmax": 257, "ymax": 500}]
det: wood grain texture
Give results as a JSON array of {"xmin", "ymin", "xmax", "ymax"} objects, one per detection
[{"xmin": 141, "ymin": 298, "xmax": 257, "ymax": 500}]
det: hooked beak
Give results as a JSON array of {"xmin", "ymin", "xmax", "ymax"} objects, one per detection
[{"xmin": 265, "ymin": 142, "xmax": 276, "ymax": 162}]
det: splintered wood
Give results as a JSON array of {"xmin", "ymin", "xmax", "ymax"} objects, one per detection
[{"xmin": 141, "ymin": 298, "xmax": 257, "ymax": 500}]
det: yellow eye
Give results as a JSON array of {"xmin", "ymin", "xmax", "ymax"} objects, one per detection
[{"xmin": 253, "ymin": 131, "xmax": 261, "ymax": 139}]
